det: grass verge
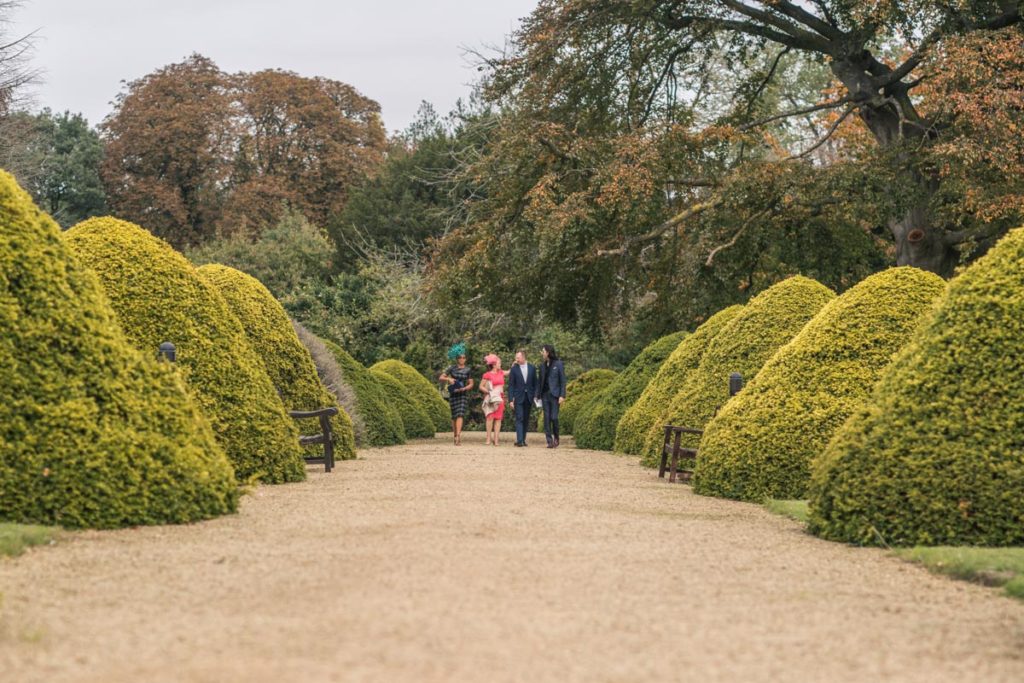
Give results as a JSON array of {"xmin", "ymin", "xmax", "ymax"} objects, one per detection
[
  {"xmin": 0, "ymin": 523, "xmax": 59, "ymax": 558},
  {"xmin": 894, "ymin": 547, "xmax": 1024, "ymax": 600},
  {"xmin": 764, "ymin": 499, "xmax": 809, "ymax": 524}
]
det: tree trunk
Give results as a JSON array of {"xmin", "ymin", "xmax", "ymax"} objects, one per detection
[{"xmin": 831, "ymin": 57, "xmax": 959, "ymax": 277}]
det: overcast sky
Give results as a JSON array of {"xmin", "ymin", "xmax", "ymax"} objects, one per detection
[{"xmin": 12, "ymin": 0, "xmax": 537, "ymax": 133}]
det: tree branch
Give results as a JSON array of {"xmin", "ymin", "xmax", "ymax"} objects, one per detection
[
  {"xmin": 738, "ymin": 95, "xmax": 850, "ymax": 131},
  {"xmin": 771, "ymin": 0, "xmax": 843, "ymax": 40},
  {"xmin": 784, "ymin": 104, "xmax": 855, "ymax": 160},
  {"xmin": 596, "ymin": 197, "xmax": 723, "ymax": 257},
  {"xmin": 705, "ymin": 208, "xmax": 770, "ymax": 266}
]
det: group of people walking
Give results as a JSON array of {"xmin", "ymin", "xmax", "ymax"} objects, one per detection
[{"xmin": 439, "ymin": 344, "xmax": 566, "ymax": 448}]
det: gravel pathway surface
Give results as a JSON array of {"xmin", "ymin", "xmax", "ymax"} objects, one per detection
[{"xmin": 2, "ymin": 432, "xmax": 1023, "ymax": 682}]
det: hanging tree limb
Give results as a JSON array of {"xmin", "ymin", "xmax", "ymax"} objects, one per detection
[{"xmin": 595, "ymin": 196, "xmax": 723, "ymax": 257}]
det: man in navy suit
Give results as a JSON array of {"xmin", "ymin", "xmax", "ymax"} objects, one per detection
[
  {"xmin": 538, "ymin": 344, "xmax": 566, "ymax": 448},
  {"xmin": 507, "ymin": 349, "xmax": 538, "ymax": 447}
]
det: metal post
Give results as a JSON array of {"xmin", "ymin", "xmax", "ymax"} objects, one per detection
[
  {"xmin": 158, "ymin": 342, "xmax": 177, "ymax": 363},
  {"xmin": 729, "ymin": 372, "xmax": 743, "ymax": 397}
]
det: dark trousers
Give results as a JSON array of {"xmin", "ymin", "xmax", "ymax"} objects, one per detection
[
  {"xmin": 514, "ymin": 398, "xmax": 532, "ymax": 445},
  {"xmin": 542, "ymin": 394, "xmax": 560, "ymax": 443}
]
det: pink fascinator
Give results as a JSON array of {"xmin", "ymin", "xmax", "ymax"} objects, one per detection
[{"xmin": 484, "ymin": 353, "xmax": 500, "ymax": 366}]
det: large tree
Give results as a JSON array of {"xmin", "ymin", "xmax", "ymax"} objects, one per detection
[
  {"xmin": 487, "ymin": 0, "xmax": 1023, "ymax": 276},
  {"xmin": 101, "ymin": 55, "xmax": 386, "ymax": 248}
]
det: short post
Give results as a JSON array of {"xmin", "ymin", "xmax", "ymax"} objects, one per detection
[
  {"xmin": 729, "ymin": 372, "xmax": 743, "ymax": 397},
  {"xmin": 158, "ymin": 342, "xmax": 177, "ymax": 363}
]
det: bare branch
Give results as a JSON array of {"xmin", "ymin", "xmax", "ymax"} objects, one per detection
[
  {"xmin": 705, "ymin": 208, "xmax": 770, "ymax": 266},
  {"xmin": 739, "ymin": 95, "xmax": 850, "ymax": 131},
  {"xmin": 784, "ymin": 104, "xmax": 855, "ymax": 160},
  {"xmin": 596, "ymin": 197, "xmax": 723, "ymax": 257},
  {"xmin": 770, "ymin": 0, "xmax": 843, "ymax": 40}
]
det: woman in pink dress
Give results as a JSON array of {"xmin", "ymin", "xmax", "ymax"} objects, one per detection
[{"xmin": 480, "ymin": 353, "xmax": 507, "ymax": 446}]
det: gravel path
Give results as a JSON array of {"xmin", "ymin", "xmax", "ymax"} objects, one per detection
[{"xmin": 2, "ymin": 432, "xmax": 1023, "ymax": 682}]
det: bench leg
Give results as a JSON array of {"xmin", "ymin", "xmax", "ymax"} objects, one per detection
[{"xmin": 668, "ymin": 431, "xmax": 682, "ymax": 483}]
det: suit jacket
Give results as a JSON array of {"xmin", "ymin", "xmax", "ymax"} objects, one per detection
[
  {"xmin": 539, "ymin": 359, "xmax": 566, "ymax": 399},
  {"xmin": 507, "ymin": 363, "xmax": 538, "ymax": 403}
]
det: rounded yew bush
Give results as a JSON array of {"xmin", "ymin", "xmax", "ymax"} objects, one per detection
[
  {"xmin": 370, "ymin": 367, "xmax": 435, "ymax": 439},
  {"xmin": 0, "ymin": 171, "xmax": 237, "ymax": 528},
  {"xmin": 320, "ymin": 338, "xmax": 406, "ymax": 447},
  {"xmin": 573, "ymin": 331, "xmax": 688, "ymax": 451},
  {"xmin": 199, "ymin": 264, "xmax": 357, "ymax": 460},
  {"xmin": 561, "ymin": 369, "xmax": 618, "ymax": 436},
  {"xmin": 63, "ymin": 217, "xmax": 304, "ymax": 484},
  {"xmin": 370, "ymin": 359, "xmax": 449, "ymax": 432},
  {"xmin": 809, "ymin": 231, "xmax": 1024, "ymax": 546},
  {"xmin": 617, "ymin": 306, "xmax": 744, "ymax": 458},
  {"xmin": 694, "ymin": 268, "xmax": 945, "ymax": 501},
  {"xmin": 640, "ymin": 276, "xmax": 835, "ymax": 462}
]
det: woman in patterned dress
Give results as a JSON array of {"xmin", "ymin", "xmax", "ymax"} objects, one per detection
[{"xmin": 439, "ymin": 343, "xmax": 474, "ymax": 446}]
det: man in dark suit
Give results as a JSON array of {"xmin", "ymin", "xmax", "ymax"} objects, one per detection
[
  {"xmin": 538, "ymin": 344, "xmax": 566, "ymax": 448},
  {"xmin": 507, "ymin": 349, "xmax": 538, "ymax": 447}
]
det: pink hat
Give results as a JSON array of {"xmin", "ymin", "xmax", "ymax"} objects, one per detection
[{"xmin": 484, "ymin": 353, "xmax": 500, "ymax": 366}]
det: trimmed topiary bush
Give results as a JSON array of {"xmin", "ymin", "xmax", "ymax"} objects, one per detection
[
  {"xmin": 574, "ymin": 331, "xmax": 688, "ymax": 451},
  {"xmin": 0, "ymin": 170, "xmax": 238, "ymax": 528},
  {"xmin": 63, "ymin": 217, "xmax": 304, "ymax": 484},
  {"xmin": 371, "ymin": 359, "xmax": 449, "ymax": 432},
  {"xmin": 198, "ymin": 264, "xmax": 357, "ymax": 461},
  {"xmin": 561, "ymin": 369, "xmax": 618, "ymax": 436},
  {"xmin": 640, "ymin": 276, "xmax": 835, "ymax": 465},
  {"xmin": 809, "ymin": 231, "xmax": 1024, "ymax": 546},
  {"xmin": 694, "ymin": 268, "xmax": 946, "ymax": 501},
  {"xmin": 320, "ymin": 338, "xmax": 406, "ymax": 447},
  {"xmin": 293, "ymin": 322, "xmax": 366, "ymax": 445},
  {"xmin": 370, "ymin": 368, "xmax": 435, "ymax": 439},
  {"xmin": 616, "ymin": 306, "xmax": 744, "ymax": 456}
]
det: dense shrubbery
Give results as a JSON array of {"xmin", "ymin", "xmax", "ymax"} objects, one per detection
[
  {"xmin": 319, "ymin": 338, "xmax": 406, "ymax": 447},
  {"xmin": 694, "ymin": 268, "xmax": 946, "ymax": 501},
  {"xmin": 617, "ymin": 306, "xmax": 744, "ymax": 457},
  {"xmin": 574, "ymin": 331, "xmax": 688, "ymax": 451},
  {"xmin": 63, "ymin": 217, "xmax": 305, "ymax": 483},
  {"xmin": 370, "ymin": 368, "xmax": 435, "ymax": 438},
  {"xmin": 198, "ymin": 264, "xmax": 357, "ymax": 460},
  {"xmin": 0, "ymin": 171, "xmax": 237, "ymax": 528},
  {"xmin": 639, "ymin": 276, "xmax": 835, "ymax": 462},
  {"xmin": 561, "ymin": 369, "xmax": 618, "ymax": 436},
  {"xmin": 809, "ymin": 231, "xmax": 1024, "ymax": 546},
  {"xmin": 370, "ymin": 359, "xmax": 449, "ymax": 431}
]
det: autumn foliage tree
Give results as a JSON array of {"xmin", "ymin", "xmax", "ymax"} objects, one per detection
[
  {"xmin": 101, "ymin": 54, "xmax": 385, "ymax": 248},
  {"xmin": 428, "ymin": 1, "xmax": 1023, "ymax": 338}
]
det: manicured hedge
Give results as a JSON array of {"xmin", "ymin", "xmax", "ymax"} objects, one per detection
[
  {"xmin": 573, "ymin": 331, "xmax": 688, "ymax": 451},
  {"xmin": 617, "ymin": 306, "xmax": 744, "ymax": 457},
  {"xmin": 809, "ymin": 231, "xmax": 1024, "ymax": 546},
  {"xmin": 561, "ymin": 369, "xmax": 618, "ymax": 436},
  {"xmin": 0, "ymin": 171, "xmax": 237, "ymax": 528},
  {"xmin": 198, "ymin": 264, "xmax": 357, "ymax": 461},
  {"xmin": 640, "ymin": 276, "xmax": 835, "ymax": 462},
  {"xmin": 371, "ymin": 359, "xmax": 449, "ymax": 431},
  {"xmin": 370, "ymin": 368, "xmax": 435, "ymax": 439},
  {"xmin": 320, "ymin": 338, "xmax": 406, "ymax": 447},
  {"xmin": 63, "ymin": 217, "xmax": 305, "ymax": 484},
  {"xmin": 694, "ymin": 268, "xmax": 945, "ymax": 501}
]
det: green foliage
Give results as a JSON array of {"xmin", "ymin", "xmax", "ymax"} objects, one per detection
[
  {"xmin": 370, "ymin": 368, "xmax": 435, "ymax": 439},
  {"xmin": 319, "ymin": 339, "xmax": 406, "ymax": 447},
  {"xmin": 0, "ymin": 171, "xmax": 238, "ymax": 528},
  {"xmin": 0, "ymin": 523, "xmax": 58, "ymax": 558},
  {"xmin": 694, "ymin": 268, "xmax": 945, "ymax": 501},
  {"xmin": 187, "ymin": 211, "xmax": 336, "ymax": 297},
  {"xmin": 809, "ymin": 229, "xmax": 1024, "ymax": 546},
  {"xmin": 640, "ymin": 276, "xmax": 835, "ymax": 462},
  {"xmin": 198, "ymin": 264, "xmax": 357, "ymax": 461},
  {"xmin": 63, "ymin": 216, "xmax": 304, "ymax": 484},
  {"xmin": 617, "ymin": 306, "xmax": 744, "ymax": 457},
  {"xmin": 370, "ymin": 359, "xmax": 450, "ymax": 431},
  {"xmin": 574, "ymin": 331, "xmax": 688, "ymax": 451},
  {"xmin": 7, "ymin": 109, "xmax": 107, "ymax": 227},
  {"xmin": 560, "ymin": 369, "xmax": 617, "ymax": 436},
  {"xmin": 894, "ymin": 547, "xmax": 1024, "ymax": 601}
]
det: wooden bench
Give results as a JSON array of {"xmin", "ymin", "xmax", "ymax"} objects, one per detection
[
  {"xmin": 659, "ymin": 425, "xmax": 703, "ymax": 483},
  {"xmin": 289, "ymin": 407, "xmax": 339, "ymax": 472}
]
